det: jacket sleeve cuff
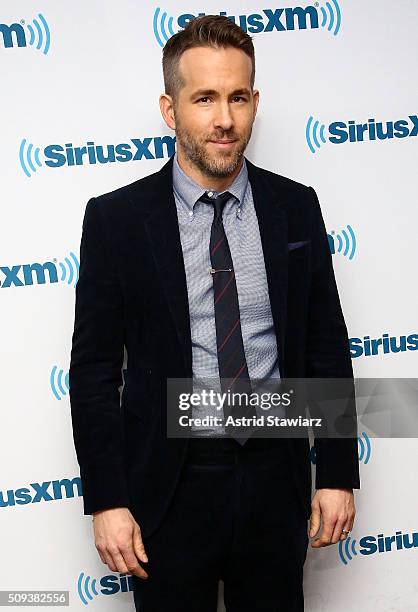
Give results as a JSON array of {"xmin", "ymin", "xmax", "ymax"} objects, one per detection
[
  {"xmin": 79, "ymin": 463, "xmax": 130, "ymax": 515},
  {"xmin": 314, "ymin": 438, "xmax": 361, "ymax": 490}
]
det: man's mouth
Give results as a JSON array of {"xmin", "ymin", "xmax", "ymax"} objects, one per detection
[{"xmin": 208, "ymin": 139, "xmax": 237, "ymax": 149}]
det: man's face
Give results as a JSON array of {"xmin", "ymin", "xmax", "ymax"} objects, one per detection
[{"xmin": 172, "ymin": 45, "xmax": 259, "ymax": 179}]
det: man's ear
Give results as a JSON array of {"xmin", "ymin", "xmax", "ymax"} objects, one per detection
[
  {"xmin": 252, "ymin": 89, "xmax": 260, "ymax": 122},
  {"xmin": 159, "ymin": 93, "xmax": 176, "ymax": 130}
]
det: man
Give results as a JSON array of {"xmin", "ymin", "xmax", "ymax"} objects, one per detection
[{"xmin": 69, "ymin": 14, "xmax": 360, "ymax": 612}]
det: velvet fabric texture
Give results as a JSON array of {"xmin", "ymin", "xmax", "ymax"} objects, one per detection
[
  {"xmin": 69, "ymin": 154, "xmax": 360, "ymax": 539},
  {"xmin": 132, "ymin": 442, "xmax": 308, "ymax": 611}
]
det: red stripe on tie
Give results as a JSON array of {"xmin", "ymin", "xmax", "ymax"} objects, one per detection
[
  {"xmin": 214, "ymin": 271, "xmax": 235, "ymax": 305},
  {"xmin": 218, "ymin": 319, "xmax": 240, "ymax": 352},
  {"xmin": 221, "ymin": 343, "xmax": 242, "ymax": 374},
  {"xmin": 210, "ymin": 236, "xmax": 225, "ymax": 257},
  {"xmin": 215, "ymin": 298, "xmax": 236, "ymax": 328},
  {"xmin": 230, "ymin": 363, "xmax": 247, "ymax": 387}
]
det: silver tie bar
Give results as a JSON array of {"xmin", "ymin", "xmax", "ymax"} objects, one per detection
[{"xmin": 209, "ymin": 267, "xmax": 233, "ymax": 274}]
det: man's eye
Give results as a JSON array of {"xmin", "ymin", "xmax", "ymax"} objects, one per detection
[{"xmin": 196, "ymin": 96, "xmax": 246, "ymax": 103}]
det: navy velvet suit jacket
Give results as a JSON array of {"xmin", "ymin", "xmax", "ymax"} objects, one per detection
[{"xmin": 69, "ymin": 154, "xmax": 360, "ymax": 537}]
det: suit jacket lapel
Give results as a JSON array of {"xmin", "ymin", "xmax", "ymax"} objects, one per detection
[
  {"xmin": 141, "ymin": 156, "xmax": 193, "ymax": 377},
  {"xmin": 246, "ymin": 158, "xmax": 288, "ymax": 377},
  {"xmin": 139, "ymin": 154, "xmax": 289, "ymax": 378}
]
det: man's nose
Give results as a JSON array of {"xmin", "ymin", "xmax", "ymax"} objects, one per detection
[{"xmin": 213, "ymin": 101, "xmax": 234, "ymax": 131}]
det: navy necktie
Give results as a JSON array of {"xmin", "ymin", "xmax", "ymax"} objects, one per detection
[{"xmin": 199, "ymin": 190, "xmax": 256, "ymax": 444}]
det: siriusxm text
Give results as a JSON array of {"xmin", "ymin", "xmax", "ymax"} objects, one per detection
[
  {"xmin": 178, "ymin": 7, "xmax": 319, "ymax": 33},
  {"xmin": 329, "ymin": 115, "xmax": 418, "ymax": 144}
]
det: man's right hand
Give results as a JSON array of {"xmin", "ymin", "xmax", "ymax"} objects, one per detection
[{"xmin": 92, "ymin": 507, "xmax": 149, "ymax": 579}]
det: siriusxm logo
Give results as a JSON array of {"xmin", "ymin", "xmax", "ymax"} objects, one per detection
[
  {"xmin": 51, "ymin": 366, "xmax": 128, "ymax": 401},
  {"xmin": 77, "ymin": 572, "xmax": 133, "ymax": 605},
  {"xmin": 0, "ymin": 477, "xmax": 82, "ymax": 508},
  {"xmin": 357, "ymin": 431, "xmax": 371, "ymax": 464},
  {"xmin": 350, "ymin": 333, "xmax": 418, "ymax": 358},
  {"xmin": 0, "ymin": 13, "xmax": 51, "ymax": 54},
  {"xmin": 19, "ymin": 136, "xmax": 176, "ymax": 177},
  {"xmin": 51, "ymin": 366, "xmax": 70, "ymax": 401},
  {"xmin": 153, "ymin": 1, "xmax": 342, "ymax": 47},
  {"xmin": 339, "ymin": 529, "xmax": 418, "ymax": 565},
  {"xmin": 306, "ymin": 114, "xmax": 418, "ymax": 153},
  {"xmin": 327, "ymin": 225, "xmax": 356, "ymax": 259},
  {"xmin": 310, "ymin": 431, "xmax": 371, "ymax": 465},
  {"xmin": 0, "ymin": 252, "xmax": 79, "ymax": 288}
]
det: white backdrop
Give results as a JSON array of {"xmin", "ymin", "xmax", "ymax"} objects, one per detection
[{"xmin": 1, "ymin": 1, "xmax": 417, "ymax": 610}]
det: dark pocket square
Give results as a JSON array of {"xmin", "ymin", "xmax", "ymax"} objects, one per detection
[{"xmin": 288, "ymin": 240, "xmax": 309, "ymax": 251}]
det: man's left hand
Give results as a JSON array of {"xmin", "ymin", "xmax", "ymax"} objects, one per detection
[{"xmin": 309, "ymin": 488, "xmax": 355, "ymax": 547}]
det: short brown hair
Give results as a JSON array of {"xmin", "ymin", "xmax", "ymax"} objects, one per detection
[{"xmin": 162, "ymin": 15, "xmax": 255, "ymax": 107}]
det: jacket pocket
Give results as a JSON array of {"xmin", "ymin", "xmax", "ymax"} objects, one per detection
[{"xmin": 288, "ymin": 240, "xmax": 309, "ymax": 251}]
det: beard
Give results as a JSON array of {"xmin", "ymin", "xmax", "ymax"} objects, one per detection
[{"xmin": 174, "ymin": 111, "xmax": 253, "ymax": 179}]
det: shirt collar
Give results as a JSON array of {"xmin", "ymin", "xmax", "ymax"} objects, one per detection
[{"xmin": 172, "ymin": 151, "xmax": 248, "ymax": 215}]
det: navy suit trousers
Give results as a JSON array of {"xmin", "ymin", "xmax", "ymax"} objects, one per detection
[{"xmin": 132, "ymin": 437, "xmax": 309, "ymax": 611}]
